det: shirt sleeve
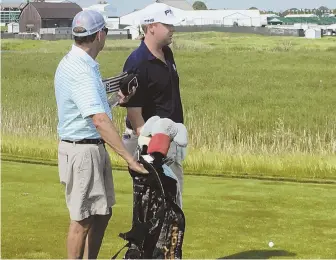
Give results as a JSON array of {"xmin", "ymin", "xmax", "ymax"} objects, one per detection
[
  {"xmin": 71, "ymin": 72, "xmax": 105, "ymax": 119},
  {"xmin": 120, "ymin": 56, "xmax": 148, "ymax": 108}
]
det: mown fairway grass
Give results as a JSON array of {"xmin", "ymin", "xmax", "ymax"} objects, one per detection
[
  {"xmin": 1, "ymin": 32, "xmax": 336, "ymax": 180},
  {"xmin": 2, "ymin": 161, "xmax": 336, "ymax": 259}
]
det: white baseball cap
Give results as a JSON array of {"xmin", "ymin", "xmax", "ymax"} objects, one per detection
[
  {"xmin": 72, "ymin": 10, "xmax": 106, "ymax": 37},
  {"xmin": 140, "ymin": 3, "xmax": 181, "ymax": 25}
]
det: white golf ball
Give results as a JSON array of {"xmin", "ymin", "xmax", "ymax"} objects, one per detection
[{"xmin": 268, "ymin": 241, "xmax": 274, "ymax": 248}]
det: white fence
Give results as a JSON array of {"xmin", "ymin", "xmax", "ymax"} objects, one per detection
[{"xmin": 40, "ymin": 27, "xmax": 72, "ymax": 35}]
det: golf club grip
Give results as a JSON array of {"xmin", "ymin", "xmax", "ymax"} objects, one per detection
[
  {"xmin": 120, "ymin": 74, "xmax": 138, "ymax": 96},
  {"xmin": 103, "ymin": 72, "xmax": 129, "ymax": 94}
]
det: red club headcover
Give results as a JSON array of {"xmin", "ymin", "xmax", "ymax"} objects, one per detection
[{"xmin": 147, "ymin": 133, "xmax": 171, "ymax": 156}]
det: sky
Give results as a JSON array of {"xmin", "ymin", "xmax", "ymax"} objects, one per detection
[
  {"xmin": 78, "ymin": 0, "xmax": 336, "ymax": 15},
  {"xmin": 4, "ymin": 0, "xmax": 336, "ymax": 16}
]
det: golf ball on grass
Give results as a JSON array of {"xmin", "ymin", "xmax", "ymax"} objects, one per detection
[{"xmin": 268, "ymin": 241, "xmax": 274, "ymax": 248}]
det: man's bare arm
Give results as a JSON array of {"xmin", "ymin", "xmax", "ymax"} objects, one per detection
[
  {"xmin": 91, "ymin": 113, "xmax": 147, "ymax": 173},
  {"xmin": 127, "ymin": 107, "xmax": 145, "ymax": 136}
]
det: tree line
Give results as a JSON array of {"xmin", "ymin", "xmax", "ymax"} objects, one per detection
[{"xmin": 192, "ymin": 1, "xmax": 336, "ymax": 16}]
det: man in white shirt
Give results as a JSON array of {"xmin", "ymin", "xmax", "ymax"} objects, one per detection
[{"xmin": 54, "ymin": 10, "xmax": 147, "ymax": 259}]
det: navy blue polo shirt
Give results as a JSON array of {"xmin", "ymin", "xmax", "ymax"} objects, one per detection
[{"xmin": 121, "ymin": 40, "xmax": 183, "ymax": 129}]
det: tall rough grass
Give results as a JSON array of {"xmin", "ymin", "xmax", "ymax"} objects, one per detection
[{"xmin": 1, "ymin": 33, "xmax": 336, "ymax": 180}]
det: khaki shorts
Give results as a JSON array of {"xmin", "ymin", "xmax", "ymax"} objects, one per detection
[{"xmin": 58, "ymin": 141, "xmax": 115, "ymax": 221}]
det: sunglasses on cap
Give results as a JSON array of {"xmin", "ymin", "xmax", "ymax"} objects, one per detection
[
  {"xmin": 73, "ymin": 26, "xmax": 108, "ymax": 35},
  {"xmin": 102, "ymin": 27, "xmax": 108, "ymax": 35}
]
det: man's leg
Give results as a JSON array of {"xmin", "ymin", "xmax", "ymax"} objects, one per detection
[
  {"xmin": 167, "ymin": 145, "xmax": 184, "ymax": 192},
  {"xmin": 83, "ymin": 146, "xmax": 116, "ymax": 259},
  {"xmin": 67, "ymin": 216, "xmax": 94, "ymax": 259},
  {"xmin": 83, "ymin": 211, "xmax": 112, "ymax": 259},
  {"xmin": 64, "ymin": 142, "xmax": 115, "ymax": 259},
  {"xmin": 167, "ymin": 145, "xmax": 185, "ymax": 208},
  {"xmin": 169, "ymin": 160, "xmax": 183, "ymax": 208},
  {"xmin": 59, "ymin": 141, "xmax": 94, "ymax": 259}
]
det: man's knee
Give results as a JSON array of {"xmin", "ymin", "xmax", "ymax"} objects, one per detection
[{"xmin": 69, "ymin": 216, "xmax": 94, "ymax": 234}]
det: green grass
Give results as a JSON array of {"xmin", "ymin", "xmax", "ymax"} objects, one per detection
[
  {"xmin": 2, "ymin": 161, "xmax": 336, "ymax": 258},
  {"xmin": 1, "ymin": 33, "xmax": 336, "ymax": 180}
]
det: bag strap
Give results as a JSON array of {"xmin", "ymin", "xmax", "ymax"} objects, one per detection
[{"xmin": 111, "ymin": 242, "xmax": 130, "ymax": 259}]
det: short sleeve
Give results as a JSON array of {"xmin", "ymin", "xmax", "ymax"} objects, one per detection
[
  {"xmin": 120, "ymin": 56, "xmax": 148, "ymax": 108},
  {"xmin": 71, "ymin": 72, "xmax": 105, "ymax": 118}
]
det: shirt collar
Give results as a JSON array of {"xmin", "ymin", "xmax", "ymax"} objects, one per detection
[
  {"xmin": 70, "ymin": 44, "xmax": 99, "ymax": 67},
  {"xmin": 139, "ymin": 40, "xmax": 156, "ymax": 60},
  {"xmin": 139, "ymin": 40, "xmax": 170, "ymax": 61}
]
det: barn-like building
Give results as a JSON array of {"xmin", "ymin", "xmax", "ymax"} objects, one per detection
[{"xmin": 19, "ymin": 2, "xmax": 82, "ymax": 33}]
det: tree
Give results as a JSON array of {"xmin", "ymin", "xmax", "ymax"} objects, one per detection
[
  {"xmin": 280, "ymin": 8, "xmax": 299, "ymax": 16},
  {"xmin": 316, "ymin": 6, "xmax": 329, "ymax": 16},
  {"xmin": 318, "ymin": 6, "xmax": 329, "ymax": 11},
  {"xmin": 249, "ymin": 7, "xmax": 258, "ymax": 10},
  {"xmin": 192, "ymin": 1, "xmax": 207, "ymax": 10},
  {"xmin": 98, "ymin": 0, "xmax": 108, "ymax": 4}
]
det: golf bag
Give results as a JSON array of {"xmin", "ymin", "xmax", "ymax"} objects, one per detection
[{"xmin": 112, "ymin": 152, "xmax": 186, "ymax": 259}]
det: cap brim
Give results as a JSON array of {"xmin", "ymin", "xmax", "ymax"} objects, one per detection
[
  {"xmin": 141, "ymin": 16, "xmax": 182, "ymax": 26},
  {"xmin": 72, "ymin": 31, "xmax": 90, "ymax": 37},
  {"xmin": 72, "ymin": 23, "xmax": 106, "ymax": 37},
  {"xmin": 160, "ymin": 16, "xmax": 182, "ymax": 25}
]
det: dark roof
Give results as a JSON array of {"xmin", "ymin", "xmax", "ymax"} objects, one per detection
[{"xmin": 29, "ymin": 2, "xmax": 82, "ymax": 19}]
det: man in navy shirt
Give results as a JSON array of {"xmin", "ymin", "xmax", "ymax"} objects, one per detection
[{"xmin": 121, "ymin": 3, "xmax": 186, "ymax": 197}]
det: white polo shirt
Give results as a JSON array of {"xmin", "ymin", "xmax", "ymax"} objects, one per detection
[{"xmin": 54, "ymin": 44, "xmax": 112, "ymax": 141}]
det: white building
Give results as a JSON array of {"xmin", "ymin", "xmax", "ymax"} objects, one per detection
[
  {"xmin": 180, "ymin": 9, "xmax": 262, "ymax": 27},
  {"xmin": 305, "ymin": 28, "xmax": 322, "ymax": 39},
  {"xmin": 84, "ymin": 0, "xmax": 263, "ymax": 38},
  {"xmin": 325, "ymin": 24, "xmax": 336, "ymax": 35},
  {"xmin": 285, "ymin": 14, "xmax": 318, "ymax": 18},
  {"xmin": 0, "ymin": 2, "xmax": 25, "ymax": 26},
  {"xmin": 323, "ymin": 13, "xmax": 335, "ymax": 17},
  {"xmin": 123, "ymin": 25, "xmax": 141, "ymax": 39},
  {"xmin": 120, "ymin": 2, "xmax": 262, "ymax": 27},
  {"xmin": 106, "ymin": 16, "xmax": 120, "ymax": 30},
  {"xmin": 7, "ymin": 22, "xmax": 19, "ymax": 33},
  {"xmin": 327, "ymin": 24, "xmax": 336, "ymax": 30}
]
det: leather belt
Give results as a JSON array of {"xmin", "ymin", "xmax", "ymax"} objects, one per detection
[{"xmin": 62, "ymin": 139, "xmax": 105, "ymax": 145}]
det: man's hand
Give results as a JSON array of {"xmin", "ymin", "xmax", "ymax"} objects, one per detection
[
  {"xmin": 117, "ymin": 86, "xmax": 137, "ymax": 105},
  {"xmin": 128, "ymin": 159, "xmax": 148, "ymax": 174},
  {"xmin": 103, "ymin": 71, "xmax": 138, "ymax": 106}
]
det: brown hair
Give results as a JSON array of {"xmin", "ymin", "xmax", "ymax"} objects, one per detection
[
  {"xmin": 73, "ymin": 26, "xmax": 98, "ymax": 45},
  {"xmin": 140, "ymin": 24, "xmax": 148, "ymax": 40}
]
